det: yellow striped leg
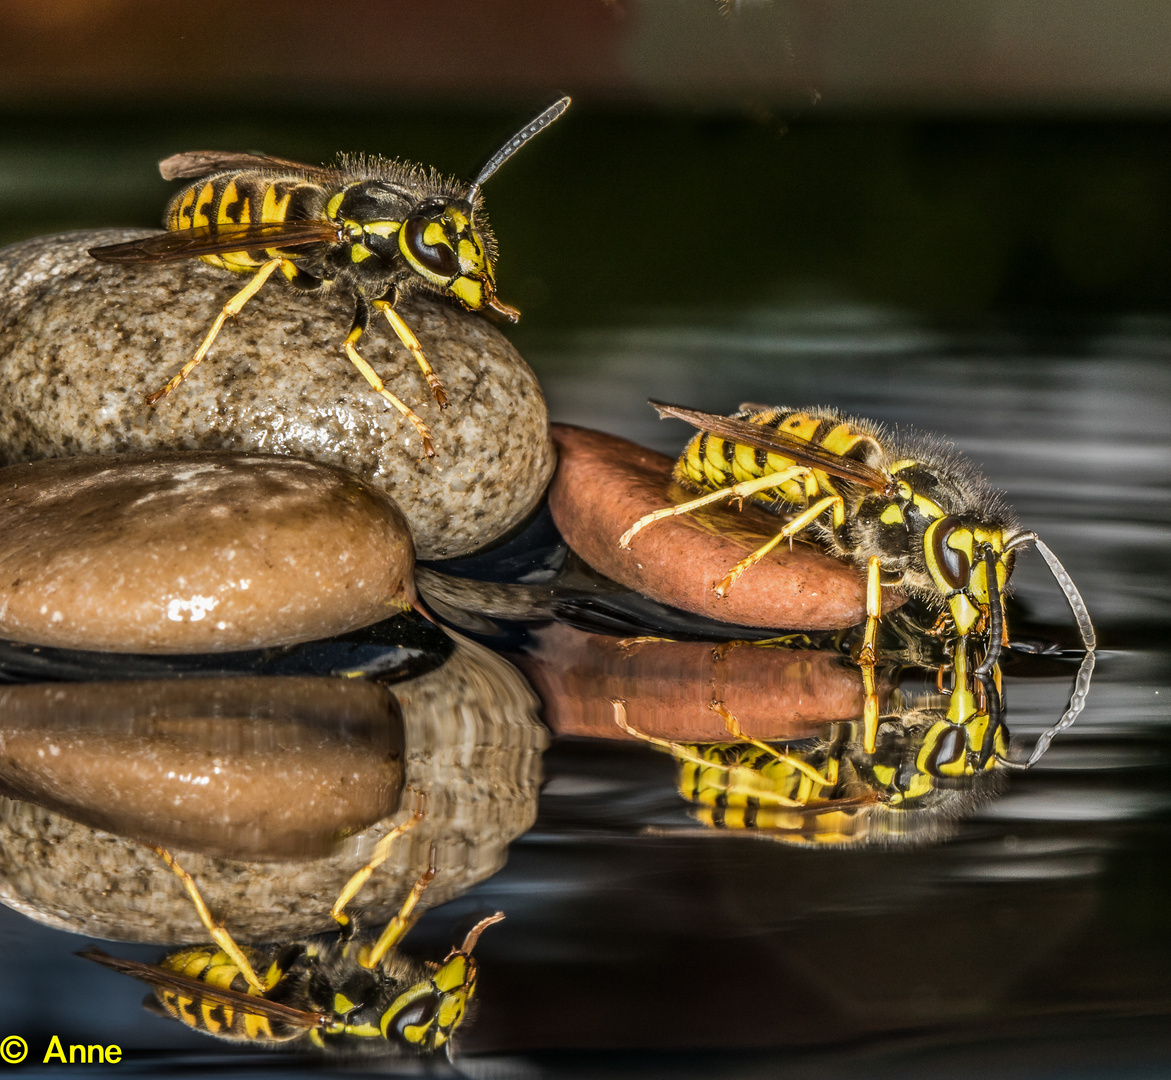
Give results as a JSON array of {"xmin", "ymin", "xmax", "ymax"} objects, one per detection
[
  {"xmin": 152, "ymin": 846, "xmax": 265, "ymax": 992},
  {"xmin": 343, "ymin": 326, "xmax": 436, "ymax": 458},
  {"xmin": 710, "ymin": 701, "xmax": 838, "ymax": 789},
  {"xmin": 364, "ymin": 844, "xmax": 438, "ymax": 968},
  {"xmin": 374, "ymin": 300, "xmax": 449, "ymax": 409},
  {"xmin": 858, "ymin": 555, "xmax": 883, "ymax": 666},
  {"xmin": 714, "ymin": 493, "xmax": 843, "ymax": 597},
  {"xmin": 331, "ymin": 791, "xmax": 427, "ymax": 930},
  {"xmin": 611, "ymin": 698, "xmax": 756, "ymax": 775},
  {"xmin": 147, "ymin": 257, "xmax": 283, "ymax": 406},
  {"xmin": 619, "ymin": 468, "xmax": 807, "ymax": 549}
]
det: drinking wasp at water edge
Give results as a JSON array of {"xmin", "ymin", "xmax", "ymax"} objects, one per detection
[
  {"xmin": 81, "ymin": 797, "xmax": 503, "ymax": 1056},
  {"xmin": 619, "ymin": 401, "xmax": 1096, "ymax": 716},
  {"xmin": 89, "ymin": 97, "xmax": 571, "ymax": 458}
]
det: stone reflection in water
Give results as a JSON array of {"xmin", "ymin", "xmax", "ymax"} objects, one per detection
[
  {"xmin": 525, "ymin": 623, "xmax": 1091, "ymax": 847},
  {"xmin": 0, "ymin": 633, "xmax": 545, "ymax": 943}
]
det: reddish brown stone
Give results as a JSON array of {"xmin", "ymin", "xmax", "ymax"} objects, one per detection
[
  {"xmin": 548, "ymin": 424, "xmax": 904, "ymax": 630},
  {"xmin": 519, "ymin": 622, "xmax": 880, "ymax": 742}
]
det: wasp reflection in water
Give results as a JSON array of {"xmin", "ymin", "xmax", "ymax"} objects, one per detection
[
  {"xmin": 612, "ymin": 648, "xmax": 1095, "ymax": 847},
  {"xmin": 0, "ymin": 633, "xmax": 545, "ymax": 1055}
]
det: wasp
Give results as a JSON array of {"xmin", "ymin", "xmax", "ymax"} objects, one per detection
[
  {"xmin": 89, "ymin": 97, "xmax": 571, "ymax": 458},
  {"xmin": 611, "ymin": 648, "xmax": 1095, "ymax": 846},
  {"xmin": 619, "ymin": 402, "xmax": 1096, "ymax": 703},
  {"xmin": 80, "ymin": 798, "xmax": 503, "ymax": 1056}
]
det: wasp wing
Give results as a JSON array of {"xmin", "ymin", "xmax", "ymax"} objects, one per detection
[
  {"xmin": 159, "ymin": 151, "xmax": 343, "ymax": 183},
  {"xmin": 89, "ymin": 221, "xmax": 340, "ymax": 264},
  {"xmin": 77, "ymin": 948, "xmax": 330, "ymax": 1030},
  {"xmin": 650, "ymin": 400, "xmax": 894, "ymax": 493}
]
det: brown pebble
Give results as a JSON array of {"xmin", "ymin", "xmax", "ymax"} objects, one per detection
[
  {"xmin": 0, "ymin": 677, "xmax": 403, "ymax": 860},
  {"xmin": 0, "ymin": 451, "xmax": 414, "ymax": 652},
  {"xmin": 518, "ymin": 622, "xmax": 882, "ymax": 741},
  {"xmin": 548, "ymin": 424, "xmax": 905, "ymax": 630},
  {"xmin": 0, "ymin": 231, "xmax": 554, "ymax": 559}
]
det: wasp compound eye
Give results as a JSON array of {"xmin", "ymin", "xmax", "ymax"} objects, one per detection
[
  {"xmin": 924, "ymin": 724, "xmax": 967, "ymax": 777},
  {"xmin": 401, "ymin": 217, "xmax": 459, "ymax": 278},
  {"xmin": 931, "ymin": 515, "xmax": 971, "ymax": 590}
]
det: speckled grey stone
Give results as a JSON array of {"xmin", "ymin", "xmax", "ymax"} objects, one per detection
[
  {"xmin": 0, "ymin": 230, "xmax": 555, "ymax": 559},
  {"xmin": 0, "ymin": 634, "xmax": 546, "ymax": 943}
]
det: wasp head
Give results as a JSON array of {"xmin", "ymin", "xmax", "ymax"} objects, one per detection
[
  {"xmin": 396, "ymin": 198, "xmax": 517, "ymax": 321},
  {"xmin": 922, "ymin": 515, "xmax": 1015, "ymax": 641}
]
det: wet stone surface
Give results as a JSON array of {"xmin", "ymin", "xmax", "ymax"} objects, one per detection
[
  {"xmin": 0, "ymin": 230, "xmax": 555, "ymax": 559},
  {"xmin": 0, "ymin": 451, "xmax": 415, "ymax": 653}
]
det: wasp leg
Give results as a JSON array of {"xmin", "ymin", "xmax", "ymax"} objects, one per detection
[
  {"xmin": 151, "ymin": 846, "xmax": 265, "ymax": 993},
  {"xmin": 363, "ymin": 843, "xmax": 439, "ymax": 969},
  {"xmin": 618, "ymin": 468, "xmax": 807, "ymax": 549},
  {"xmin": 373, "ymin": 299, "xmax": 449, "ymax": 409},
  {"xmin": 331, "ymin": 790, "xmax": 427, "ymax": 932},
  {"xmin": 711, "ymin": 633, "xmax": 816, "ymax": 661},
  {"xmin": 857, "ymin": 555, "xmax": 884, "ymax": 666},
  {"xmin": 611, "ymin": 698, "xmax": 738, "ymax": 772},
  {"xmin": 615, "ymin": 635, "xmax": 676, "ymax": 652},
  {"xmin": 714, "ymin": 493, "xmax": 844, "ymax": 597},
  {"xmin": 709, "ymin": 701, "xmax": 838, "ymax": 790},
  {"xmin": 343, "ymin": 298, "xmax": 436, "ymax": 457},
  {"xmin": 146, "ymin": 257, "xmax": 284, "ymax": 406}
]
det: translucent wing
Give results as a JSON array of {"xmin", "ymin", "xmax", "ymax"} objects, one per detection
[
  {"xmin": 89, "ymin": 220, "xmax": 340, "ymax": 264},
  {"xmin": 650, "ymin": 400, "xmax": 895, "ymax": 494},
  {"xmin": 78, "ymin": 947, "xmax": 330, "ymax": 1030},
  {"xmin": 159, "ymin": 151, "xmax": 343, "ymax": 183}
]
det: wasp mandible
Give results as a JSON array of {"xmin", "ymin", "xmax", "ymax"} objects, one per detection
[{"xmin": 89, "ymin": 97, "xmax": 571, "ymax": 457}]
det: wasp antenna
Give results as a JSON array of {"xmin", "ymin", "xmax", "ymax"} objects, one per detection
[
  {"xmin": 1026, "ymin": 650, "xmax": 1097, "ymax": 768},
  {"xmin": 1021, "ymin": 535, "xmax": 1096, "ymax": 652},
  {"xmin": 466, "ymin": 96, "xmax": 571, "ymax": 205}
]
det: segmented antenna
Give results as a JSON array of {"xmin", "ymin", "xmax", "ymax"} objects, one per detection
[
  {"xmin": 466, "ymin": 96, "xmax": 571, "ymax": 205},
  {"xmin": 1007, "ymin": 531, "xmax": 1096, "ymax": 652}
]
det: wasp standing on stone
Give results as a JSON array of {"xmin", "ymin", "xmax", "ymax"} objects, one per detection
[
  {"xmin": 88, "ymin": 97, "xmax": 571, "ymax": 458},
  {"xmin": 81, "ymin": 797, "xmax": 504, "ymax": 1057},
  {"xmin": 619, "ymin": 401, "xmax": 1096, "ymax": 734}
]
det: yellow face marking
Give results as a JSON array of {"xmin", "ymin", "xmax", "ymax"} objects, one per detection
[
  {"xmin": 192, "ymin": 181, "xmax": 215, "ymax": 228},
  {"xmin": 437, "ymin": 993, "xmax": 466, "ymax": 1032},
  {"xmin": 449, "ymin": 275, "xmax": 484, "ymax": 308},
  {"xmin": 447, "ymin": 207, "xmax": 470, "ymax": 230},
  {"xmin": 879, "ymin": 503, "xmax": 904, "ymax": 525},
  {"xmin": 948, "ymin": 591, "xmax": 981, "ymax": 634},
  {"xmin": 422, "ymin": 222, "xmax": 447, "ymax": 248},
  {"xmin": 432, "ymin": 955, "xmax": 468, "ymax": 993},
  {"xmin": 260, "ymin": 183, "xmax": 292, "ymax": 223}
]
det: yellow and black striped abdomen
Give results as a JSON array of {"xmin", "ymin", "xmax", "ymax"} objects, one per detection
[
  {"xmin": 166, "ymin": 172, "xmax": 329, "ymax": 274},
  {"xmin": 674, "ymin": 408, "xmax": 885, "ymax": 514},
  {"xmin": 156, "ymin": 946, "xmax": 301, "ymax": 1044}
]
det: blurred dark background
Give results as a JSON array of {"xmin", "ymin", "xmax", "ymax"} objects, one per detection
[{"xmin": 4, "ymin": 0, "xmax": 1171, "ymax": 334}]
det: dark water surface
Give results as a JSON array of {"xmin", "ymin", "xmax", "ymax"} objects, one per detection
[{"xmin": 0, "ymin": 306, "xmax": 1166, "ymax": 1078}]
